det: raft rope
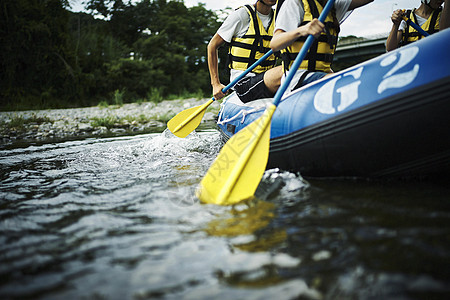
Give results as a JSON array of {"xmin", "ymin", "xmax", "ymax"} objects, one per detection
[{"xmin": 217, "ymin": 97, "xmax": 268, "ymax": 125}]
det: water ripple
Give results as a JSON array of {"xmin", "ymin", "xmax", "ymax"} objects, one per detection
[{"xmin": 1, "ymin": 131, "xmax": 449, "ymax": 299}]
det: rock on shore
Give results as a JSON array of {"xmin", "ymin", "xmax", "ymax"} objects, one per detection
[{"xmin": 0, "ymin": 98, "xmax": 218, "ymax": 147}]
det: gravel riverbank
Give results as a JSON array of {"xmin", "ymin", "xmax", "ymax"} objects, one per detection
[{"xmin": 0, "ymin": 98, "xmax": 218, "ymax": 148}]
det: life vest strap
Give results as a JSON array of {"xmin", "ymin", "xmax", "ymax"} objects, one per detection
[
  {"xmin": 229, "ymin": 4, "xmax": 275, "ymax": 71},
  {"xmin": 229, "ymin": 54, "xmax": 276, "ymax": 67},
  {"xmin": 295, "ymin": 34, "xmax": 338, "ymax": 46},
  {"xmin": 281, "ymin": 0, "xmax": 339, "ymax": 72},
  {"xmin": 401, "ymin": 8, "xmax": 441, "ymax": 46},
  {"xmin": 281, "ymin": 51, "xmax": 334, "ymax": 65},
  {"xmin": 231, "ymin": 35, "xmax": 272, "ymax": 43}
]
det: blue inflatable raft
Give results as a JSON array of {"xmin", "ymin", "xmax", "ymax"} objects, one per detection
[{"xmin": 216, "ymin": 29, "xmax": 450, "ymax": 179}]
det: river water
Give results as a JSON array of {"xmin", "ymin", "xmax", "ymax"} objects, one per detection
[{"xmin": 1, "ymin": 128, "xmax": 449, "ymax": 299}]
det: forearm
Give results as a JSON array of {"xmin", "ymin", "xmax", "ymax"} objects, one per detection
[
  {"xmin": 271, "ymin": 18, "xmax": 325, "ymax": 53},
  {"xmin": 386, "ymin": 25, "xmax": 401, "ymax": 51},
  {"xmin": 207, "ymin": 49, "xmax": 220, "ymax": 86},
  {"xmin": 270, "ymin": 31, "xmax": 295, "ymax": 52},
  {"xmin": 207, "ymin": 34, "xmax": 223, "ymax": 86}
]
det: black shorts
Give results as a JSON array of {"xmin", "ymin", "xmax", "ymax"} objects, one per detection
[{"xmin": 234, "ymin": 72, "xmax": 275, "ymax": 103}]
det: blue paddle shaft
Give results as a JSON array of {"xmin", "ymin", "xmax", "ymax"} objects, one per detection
[
  {"xmin": 225, "ymin": 50, "xmax": 275, "ymax": 92},
  {"xmin": 405, "ymin": 16, "xmax": 430, "ymax": 37},
  {"xmin": 273, "ymin": 0, "xmax": 336, "ymax": 107},
  {"xmin": 212, "ymin": 50, "xmax": 275, "ymax": 101}
]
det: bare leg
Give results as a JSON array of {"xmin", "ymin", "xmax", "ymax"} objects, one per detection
[{"xmin": 263, "ymin": 65, "xmax": 283, "ymax": 94}]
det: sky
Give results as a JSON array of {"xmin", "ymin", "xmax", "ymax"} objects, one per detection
[{"xmin": 70, "ymin": 0, "xmax": 419, "ymax": 37}]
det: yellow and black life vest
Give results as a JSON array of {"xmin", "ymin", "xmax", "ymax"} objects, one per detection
[
  {"xmin": 400, "ymin": 8, "xmax": 441, "ymax": 46},
  {"xmin": 280, "ymin": 0, "xmax": 339, "ymax": 73},
  {"xmin": 229, "ymin": 5, "xmax": 276, "ymax": 73}
]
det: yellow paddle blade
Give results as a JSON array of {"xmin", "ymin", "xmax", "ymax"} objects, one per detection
[
  {"xmin": 196, "ymin": 104, "xmax": 276, "ymax": 205},
  {"xmin": 167, "ymin": 98, "xmax": 214, "ymax": 138}
]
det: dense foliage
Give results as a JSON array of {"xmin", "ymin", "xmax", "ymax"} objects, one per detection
[{"xmin": 0, "ymin": 0, "xmax": 229, "ymax": 110}]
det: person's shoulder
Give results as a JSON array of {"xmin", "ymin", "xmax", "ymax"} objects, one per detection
[
  {"xmin": 280, "ymin": 0, "xmax": 300, "ymax": 6},
  {"xmin": 278, "ymin": 0, "xmax": 302, "ymax": 11},
  {"xmin": 334, "ymin": 0, "xmax": 352, "ymax": 9},
  {"xmin": 235, "ymin": 5, "xmax": 252, "ymax": 17},
  {"xmin": 227, "ymin": 5, "xmax": 251, "ymax": 23}
]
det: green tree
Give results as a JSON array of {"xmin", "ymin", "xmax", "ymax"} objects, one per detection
[
  {"xmin": 68, "ymin": 12, "xmax": 129, "ymax": 104},
  {"xmin": 0, "ymin": 0, "xmax": 76, "ymax": 109},
  {"xmin": 105, "ymin": 58, "xmax": 167, "ymax": 100},
  {"xmin": 1, "ymin": 0, "xmax": 225, "ymax": 110}
]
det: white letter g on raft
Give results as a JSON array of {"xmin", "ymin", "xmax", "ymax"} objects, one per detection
[{"xmin": 314, "ymin": 67, "xmax": 363, "ymax": 115}]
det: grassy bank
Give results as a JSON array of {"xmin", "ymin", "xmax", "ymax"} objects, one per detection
[{"xmin": 0, "ymin": 97, "xmax": 220, "ymax": 148}]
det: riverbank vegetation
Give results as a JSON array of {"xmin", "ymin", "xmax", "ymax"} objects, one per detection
[
  {"xmin": 0, "ymin": 98, "xmax": 219, "ymax": 146},
  {"xmin": 1, "ymin": 0, "xmax": 364, "ymax": 112},
  {"xmin": 1, "ymin": 0, "xmax": 230, "ymax": 111}
]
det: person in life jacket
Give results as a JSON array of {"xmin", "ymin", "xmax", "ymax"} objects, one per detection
[
  {"xmin": 207, "ymin": 0, "xmax": 282, "ymax": 101},
  {"xmin": 386, "ymin": 0, "xmax": 449, "ymax": 52},
  {"xmin": 269, "ymin": 0, "xmax": 374, "ymax": 95}
]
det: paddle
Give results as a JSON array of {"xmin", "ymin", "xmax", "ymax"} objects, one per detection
[
  {"xmin": 401, "ymin": 10, "xmax": 430, "ymax": 37},
  {"xmin": 196, "ymin": 0, "xmax": 336, "ymax": 205},
  {"xmin": 167, "ymin": 50, "xmax": 274, "ymax": 138}
]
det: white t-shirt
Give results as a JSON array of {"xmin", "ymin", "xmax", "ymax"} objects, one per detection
[
  {"xmin": 275, "ymin": 0, "xmax": 353, "ymax": 93},
  {"xmin": 275, "ymin": 0, "xmax": 352, "ymax": 32},
  {"xmin": 217, "ymin": 6, "xmax": 274, "ymax": 82},
  {"xmin": 399, "ymin": 12, "xmax": 427, "ymax": 31}
]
